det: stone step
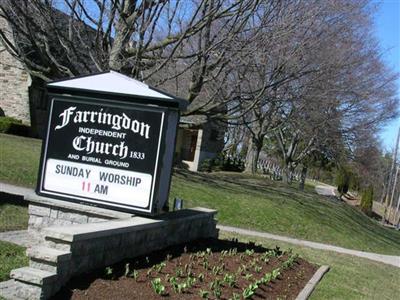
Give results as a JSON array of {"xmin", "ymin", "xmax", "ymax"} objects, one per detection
[
  {"xmin": 10, "ymin": 267, "xmax": 57, "ymax": 286},
  {"xmin": 0, "ymin": 279, "xmax": 41, "ymax": 300},
  {"xmin": 26, "ymin": 246, "xmax": 71, "ymax": 263}
]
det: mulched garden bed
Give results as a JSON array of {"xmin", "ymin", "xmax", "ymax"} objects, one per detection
[{"xmin": 53, "ymin": 238, "xmax": 317, "ymax": 300}]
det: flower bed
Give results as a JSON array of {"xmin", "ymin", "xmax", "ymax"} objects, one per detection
[{"xmin": 53, "ymin": 238, "xmax": 317, "ymax": 299}]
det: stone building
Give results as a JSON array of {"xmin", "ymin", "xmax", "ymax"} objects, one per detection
[
  {"xmin": 0, "ymin": 16, "xmax": 31, "ymax": 124},
  {"xmin": 176, "ymin": 115, "xmax": 225, "ymax": 172}
]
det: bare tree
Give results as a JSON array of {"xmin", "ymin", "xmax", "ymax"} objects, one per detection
[
  {"xmin": 245, "ymin": 0, "xmax": 398, "ymax": 176},
  {"xmin": 0, "ymin": 0, "xmax": 261, "ymax": 114}
]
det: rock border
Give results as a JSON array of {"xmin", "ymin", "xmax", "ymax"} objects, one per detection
[{"xmin": 296, "ymin": 265, "xmax": 330, "ymax": 300}]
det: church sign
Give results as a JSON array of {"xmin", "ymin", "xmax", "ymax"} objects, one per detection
[{"xmin": 37, "ymin": 71, "xmax": 187, "ymax": 215}]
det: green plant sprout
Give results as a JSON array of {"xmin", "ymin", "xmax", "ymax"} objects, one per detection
[
  {"xmin": 199, "ymin": 289, "xmax": 209, "ymax": 299},
  {"xmin": 151, "ymin": 278, "xmax": 166, "ymax": 296}
]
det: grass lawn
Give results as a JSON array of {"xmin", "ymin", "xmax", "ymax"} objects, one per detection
[
  {"xmin": 0, "ymin": 202, "xmax": 28, "ymax": 232},
  {"xmin": 220, "ymin": 231, "xmax": 400, "ymax": 300},
  {"xmin": 0, "ymin": 241, "xmax": 28, "ymax": 282},
  {"xmin": 0, "ymin": 134, "xmax": 41, "ymax": 187},
  {"xmin": 169, "ymin": 171, "xmax": 400, "ymax": 255},
  {"xmin": 1, "ymin": 133, "xmax": 400, "ymax": 255}
]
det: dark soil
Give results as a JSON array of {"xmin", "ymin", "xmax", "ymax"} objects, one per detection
[{"xmin": 53, "ymin": 238, "xmax": 317, "ymax": 300}]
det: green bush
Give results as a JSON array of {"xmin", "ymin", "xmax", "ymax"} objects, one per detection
[
  {"xmin": 0, "ymin": 116, "xmax": 21, "ymax": 132},
  {"xmin": 360, "ymin": 185, "xmax": 374, "ymax": 215},
  {"xmin": 199, "ymin": 154, "xmax": 245, "ymax": 173},
  {"xmin": 0, "ymin": 116, "xmax": 32, "ymax": 137}
]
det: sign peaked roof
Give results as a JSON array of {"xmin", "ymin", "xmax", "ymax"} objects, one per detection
[{"xmin": 48, "ymin": 71, "xmax": 173, "ymax": 100}]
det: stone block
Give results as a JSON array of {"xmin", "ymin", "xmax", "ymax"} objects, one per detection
[
  {"xmin": 45, "ymin": 238, "xmax": 72, "ymax": 251},
  {"xmin": 27, "ymin": 246, "xmax": 71, "ymax": 263},
  {"xmin": 57, "ymin": 210, "xmax": 88, "ymax": 223},
  {"xmin": 50, "ymin": 209, "xmax": 59, "ymax": 219},
  {"xmin": 88, "ymin": 216, "xmax": 108, "ymax": 223},
  {"xmin": 0, "ymin": 279, "xmax": 43, "ymax": 300},
  {"xmin": 10, "ymin": 267, "xmax": 57, "ymax": 286},
  {"xmin": 29, "ymin": 205, "xmax": 51, "ymax": 217},
  {"xmin": 29, "ymin": 260, "xmax": 57, "ymax": 273},
  {"xmin": 53, "ymin": 219, "xmax": 73, "ymax": 227},
  {"xmin": 31, "ymin": 216, "xmax": 43, "ymax": 228}
]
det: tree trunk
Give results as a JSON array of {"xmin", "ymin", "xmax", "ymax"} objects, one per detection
[
  {"xmin": 382, "ymin": 126, "xmax": 400, "ymax": 224},
  {"xmin": 283, "ymin": 162, "xmax": 295, "ymax": 185},
  {"xmin": 299, "ymin": 165, "xmax": 308, "ymax": 190},
  {"xmin": 244, "ymin": 138, "xmax": 263, "ymax": 174},
  {"xmin": 284, "ymin": 161, "xmax": 298, "ymax": 185}
]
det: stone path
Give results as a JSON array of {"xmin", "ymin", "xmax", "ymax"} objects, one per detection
[
  {"xmin": 217, "ymin": 225, "xmax": 400, "ymax": 268},
  {"xmin": 0, "ymin": 182, "xmax": 33, "ymax": 199}
]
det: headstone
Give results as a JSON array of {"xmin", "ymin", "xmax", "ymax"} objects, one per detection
[{"xmin": 36, "ymin": 71, "xmax": 187, "ymax": 215}]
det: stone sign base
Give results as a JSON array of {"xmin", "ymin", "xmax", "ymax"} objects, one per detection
[
  {"xmin": 26, "ymin": 193, "xmax": 134, "ymax": 243},
  {"xmin": 1, "ymin": 194, "xmax": 218, "ymax": 300}
]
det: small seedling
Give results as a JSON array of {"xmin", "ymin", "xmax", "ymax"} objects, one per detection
[
  {"xmin": 203, "ymin": 261, "xmax": 209, "ymax": 270},
  {"xmin": 186, "ymin": 276, "xmax": 196, "ymax": 288},
  {"xmin": 128, "ymin": 269, "xmax": 139, "ymax": 281},
  {"xmin": 146, "ymin": 268, "xmax": 152, "ymax": 278},
  {"xmin": 169, "ymin": 276, "xmax": 178, "ymax": 292},
  {"xmin": 243, "ymin": 282, "xmax": 258, "ymax": 299},
  {"xmin": 199, "ymin": 289, "xmax": 209, "ymax": 299},
  {"xmin": 242, "ymin": 286, "xmax": 255, "ymax": 299},
  {"xmin": 245, "ymin": 249, "xmax": 254, "ymax": 256},
  {"xmin": 104, "ymin": 266, "xmax": 113, "ymax": 279},
  {"xmin": 177, "ymin": 282, "xmax": 187, "ymax": 293},
  {"xmin": 184, "ymin": 263, "xmax": 189, "ymax": 274},
  {"xmin": 155, "ymin": 262, "xmax": 166, "ymax": 273},
  {"xmin": 175, "ymin": 267, "xmax": 183, "ymax": 277},
  {"xmin": 254, "ymin": 265, "xmax": 262, "ymax": 273},
  {"xmin": 272, "ymin": 268, "xmax": 281, "ymax": 280},
  {"xmin": 124, "ymin": 263, "xmax": 130, "ymax": 277},
  {"xmin": 223, "ymin": 273, "xmax": 236, "ymax": 287},
  {"xmin": 210, "ymin": 279, "xmax": 222, "ymax": 290},
  {"xmin": 262, "ymin": 272, "xmax": 272, "ymax": 284},
  {"xmin": 213, "ymin": 287, "xmax": 222, "ymax": 299},
  {"xmin": 198, "ymin": 273, "xmax": 205, "ymax": 282},
  {"xmin": 151, "ymin": 278, "xmax": 166, "ymax": 296},
  {"xmin": 244, "ymin": 273, "xmax": 253, "ymax": 280},
  {"xmin": 231, "ymin": 292, "xmax": 241, "ymax": 300},
  {"xmin": 212, "ymin": 265, "xmax": 221, "ymax": 275}
]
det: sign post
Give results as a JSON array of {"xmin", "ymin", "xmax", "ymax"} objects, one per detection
[{"xmin": 37, "ymin": 71, "xmax": 187, "ymax": 215}]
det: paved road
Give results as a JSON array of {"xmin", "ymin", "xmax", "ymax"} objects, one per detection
[
  {"xmin": 315, "ymin": 184, "xmax": 337, "ymax": 197},
  {"xmin": 218, "ymin": 225, "xmax": 400, "ymax": 268}
]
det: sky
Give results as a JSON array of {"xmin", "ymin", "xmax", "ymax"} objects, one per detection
[{"xmin": 374, "ymin": 0, "xmax": 400, "ymax": 151}]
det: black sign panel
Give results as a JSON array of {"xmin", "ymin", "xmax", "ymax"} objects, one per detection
[{"xmin": 38, "ymin": 96, "xmax": 165, "ymax": 213}]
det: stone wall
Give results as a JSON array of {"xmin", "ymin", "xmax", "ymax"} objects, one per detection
[
  {"xmin": 26, "ymin": 193, "xmax": 134, "ymax": 241},
  {"xmin": 3, "ymin": 207, "xmax": 218, "ymax": 300},
  {"xmin": 0, "ymin": 16, "xmax": 31, "ymax": 124}
]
